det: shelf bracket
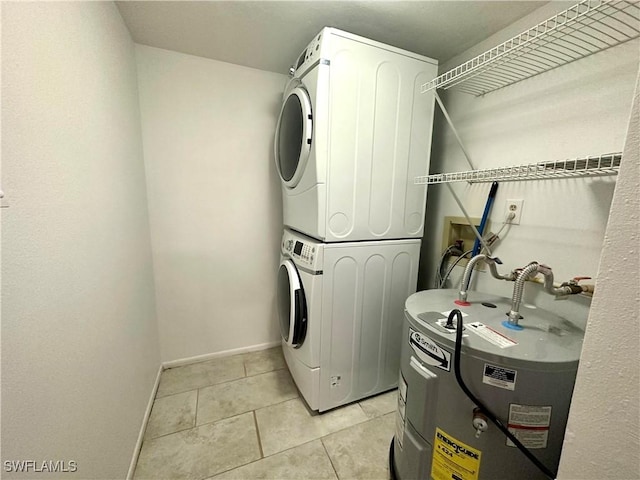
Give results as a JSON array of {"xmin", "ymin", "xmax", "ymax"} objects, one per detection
[
  {"xmin": 434, "ymin": 91, "xmax": 476, "ymax": 171},
  {"xmin": 432, "ymin": 91, "xmax": 491, "ymax": 254}
]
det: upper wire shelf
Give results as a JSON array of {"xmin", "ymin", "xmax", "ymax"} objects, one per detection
[
  {"xmin": 421, "ymin": 0, "xmax": 640, "ymax": 96},
  {"xmin": 415, "ymin": 153, "xmax": 622, "ymax": 184}
]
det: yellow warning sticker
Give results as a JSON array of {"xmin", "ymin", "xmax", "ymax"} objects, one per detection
[{"xmin": 431, "ymin": 428, "xmax": 481, "ymax": 480}]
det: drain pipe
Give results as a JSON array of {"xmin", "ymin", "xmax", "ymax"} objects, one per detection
[{"xmin": 457, "ymin": 254, "xmax": 516, "ymax": 306}]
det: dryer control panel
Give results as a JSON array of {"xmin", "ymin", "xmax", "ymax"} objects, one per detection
[
  {"xmin": 282, "ymin": 229, "xmax": 323, "ymax": 271},
  {"xmin": 292, "ymin": 30, "xmax": 326, "ymax": 77}
]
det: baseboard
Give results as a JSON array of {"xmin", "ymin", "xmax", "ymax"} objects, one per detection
[
  {"xmin": 162, "ymin": 340, "xmax": 282, "ymax": 369},
  {"xmin": 126, "ymin": 364, "xmax": 163, "ymax": 480}
]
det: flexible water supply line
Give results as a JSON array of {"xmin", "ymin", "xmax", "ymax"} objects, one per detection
[
  {"xmin": 457, "ymin": 254, "xmax": 490, "ymax": 304},
  {"xmin": 489, "ymin": 262, "xmax": 517, "ymax": 282},
  {"xmin": 508, "ymin": 262, "xmax": 541, "ymax": 326},
  {"xmin": 538, "ymin": 264, "xmax": 562, "ymax": 295},
  {"xmin": 457, "ymin": 254, "xmax": 516, "ymax": 305},
  {"xmin": 508, "ymin": 262, "xmax": 587, "ymax": 326},
  {"xmin": 536, "ymin": 265, "xmax": 586, "ymax": 297},
  {"xmin": 528, "ymin": 275, "xmax": 594, "ymax": 296}
]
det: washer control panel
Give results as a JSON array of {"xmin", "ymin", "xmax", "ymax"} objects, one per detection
[{"xmin": 282, "ymin": 230, "xmax": 322, "ymax": 270}]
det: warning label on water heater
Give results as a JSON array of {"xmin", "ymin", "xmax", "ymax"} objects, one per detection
[
  {"xmin": 506, "ymin": 404, "xmax": 552, "ymax": 449},
  {"xmin": 467, "ymin": 322, "xmax": 518, "ymax": 348},
  {"xmin": 431, "ymin": 428, "xmax": 481, "ymax": 480},
  {"xmin": 483, "ymin": 363, "xmax": 517, "ymax": 391}
]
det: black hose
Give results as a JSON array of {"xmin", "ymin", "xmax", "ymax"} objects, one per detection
[{"xmin": 449, "ymin": 309, "xmax": 556, "ymax": 480}]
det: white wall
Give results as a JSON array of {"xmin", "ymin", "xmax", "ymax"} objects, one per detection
[
  {"xmin": 1, "ymin": 3, "xmax": 160, "ymax": 478},
  {"xmin": 419, "ymin": 2, "xmax": 639, "ymax": 327},
  {"xmin": 557, "ymin": 69, "xmax": 640, "ymax": 480},
  {"xmin": 135, "ymin": 45, "xmax": 286, "ymax": 362}
]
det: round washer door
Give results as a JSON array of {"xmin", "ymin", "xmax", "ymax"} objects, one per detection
[
  {"xmin": 277, "ymin": 259, "xmax": 308, "ymax": 348},
  {"xmin": 274, "ymin": 85, "xmax": 313, "ymax": 188}
]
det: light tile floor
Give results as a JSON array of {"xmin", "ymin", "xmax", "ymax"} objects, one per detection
[{"xmin": 134, "ymin": 347, "xmax": 398, "ymax": 480}]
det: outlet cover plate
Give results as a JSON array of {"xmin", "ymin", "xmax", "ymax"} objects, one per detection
[{"xmin": 505, "ymin": 199, "xmax": 524, "ymax": 225}]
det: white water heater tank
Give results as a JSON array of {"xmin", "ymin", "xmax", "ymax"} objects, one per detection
[{"xmin": 391, "ymin": 289, "xmax": 584, "ymax": 480}]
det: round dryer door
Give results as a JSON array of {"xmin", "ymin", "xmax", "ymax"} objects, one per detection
[
  {"xmin": 274, "ymin": 85, "xmax": 312, "ymax": 188},
  {"xmin": 277, "ymin": 259, "xmax": 308, "ymax": 348}
]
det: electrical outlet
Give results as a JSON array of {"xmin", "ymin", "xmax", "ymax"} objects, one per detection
[{"xmin": 505, "ymin": 199, "xmax": 524, "ymax": 225}]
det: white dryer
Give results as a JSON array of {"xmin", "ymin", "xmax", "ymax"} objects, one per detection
[
  {"xmin": 278, "ymin": 228, "xmax": 420, "ymax": 412},
  {"xmin": 274, "ymin": 28, "xmax": 438, "ymax": 242}
]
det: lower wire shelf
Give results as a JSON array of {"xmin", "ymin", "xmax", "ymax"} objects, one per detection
[{"xmin": 415, "ymin": 152, "xmax": 622, "ymax": 184}]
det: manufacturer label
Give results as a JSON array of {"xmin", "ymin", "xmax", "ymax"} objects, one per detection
[
  {"xmin": 506, "ymin": 404, "xmax": 552, "ymax": 449},
  {"xmin": 482, "ymin": 364, "xmax": 517, "ymax": 391},
  {"xmin": 467, "ymin": 322, "xmax": 518, "ymax": 348},
  {"xmin": 409, "ymin": 328, "xmax": 451, "ymax": 372},
  {"xmin": 431, "ymin": 428, "xmax": 481, "ymax": 480}
]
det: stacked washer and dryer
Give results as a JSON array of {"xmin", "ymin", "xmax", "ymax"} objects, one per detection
[{"xmin": 275, "ymin": 28, "xmax": 438, "ymax": 412}]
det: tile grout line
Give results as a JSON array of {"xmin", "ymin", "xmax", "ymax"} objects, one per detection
[
  {"xmin": 320, "ymin": 437, "xmax": 341, "ymax": 480},
  {"xmin": 155, "ymin": 367, "xmax": 288, "ymax": 399},
  {"xmin": 194, "ymin": 388, "xmax": 200, "ymax": 427},
  {"xmin": 246, "ymin": 366, "xmax": 286, "ymax": 378},
  {"xmin": 143, "ymin": 410, "xmax": 257, "ymax": 444},
  {"xmin": 252, "ymin": 410, "xmax": 265, "ymax": 459},
  {"xmin": 316, "ymin": 409, "xmax": 397, "ymax": 445},
  {"xmin": 144, "ymin": 411, "xmax": 394, "ymax": 478},
  {"xmin": 172, "ymin": 393, "xmax": 301, "ymax": 435},
  {"xmin": 251, "ymin": 403, "xmax": 394, "ymax": 460},
  {"xmin": 146, "ymin": 393, "xmax": 393, "ymax": 445},
  {"xmin": 145, "ymin": 424, "xmax": 197, "ymax": 442},
  {"xmin": 209, "ymin": 438, "xmax": 331, "ymax": 479}
]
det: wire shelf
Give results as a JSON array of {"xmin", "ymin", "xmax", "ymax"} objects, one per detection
[
  {"xmin": 422, "ymin": 0, "xmax": 640, "ymax": 96},
  {"xmin": 415, "ymin": 153, "xmax": 622, "ymax": 184}
]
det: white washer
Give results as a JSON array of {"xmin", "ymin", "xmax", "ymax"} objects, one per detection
[
  {"xmin": 274, "ymin": 27, "xmax": 438, "ymax": 242},
  {"xmin": 278, "ymin": 228, "xmax": 420, "ymax": 412}
]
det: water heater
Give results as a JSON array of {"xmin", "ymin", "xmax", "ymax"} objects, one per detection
[{"xmin": 390, "ymin": 288, "xmax": 584, "ymax": 480}]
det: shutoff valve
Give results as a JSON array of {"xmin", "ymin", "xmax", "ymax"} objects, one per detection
[{"xmin": 472, "ymin": 408, "xmax": 488, "ymax": 438}]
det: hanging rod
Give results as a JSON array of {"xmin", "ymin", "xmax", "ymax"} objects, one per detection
[
  {"xmin": 415, "ymin": 153, "xmax": 622, "ymax": 184},
  {"xmin": 422, "ymin": 0, "xmax": 640, "ymax": 96}
]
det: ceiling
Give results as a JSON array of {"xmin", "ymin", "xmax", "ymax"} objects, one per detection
[{"xmin": 116, "ymin": 1, "xmax": 548, "ymax": 75}]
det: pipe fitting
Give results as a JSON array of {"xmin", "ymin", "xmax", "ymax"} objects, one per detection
[
  {"xmin": 508, "ymin": 262, "xmax": 540, "ymax": 326},
  {"xmin": 560, "ymin": 277, "xmax": 594, "ymax": 296},
  {"xmin": 458, "ymin": 254, "xmax": 490, "ymax": 303},
  {"xmin": 458, "ymin": 254, "xmax": 508, "ymax": 304},
  {"xmin": 508, "ymin": 263, "xmax": 591, "ymax": 327},
  {"xmin": 472, "ymin": 408, "xmax": 489, "ymax": 439},
  {"xmin": 537, "ymin": 264, "xmax": 570, "ymax": 296},
  {"xmin": 488, "ymin": 262, "xmax": 517, "ymax": 282}
]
